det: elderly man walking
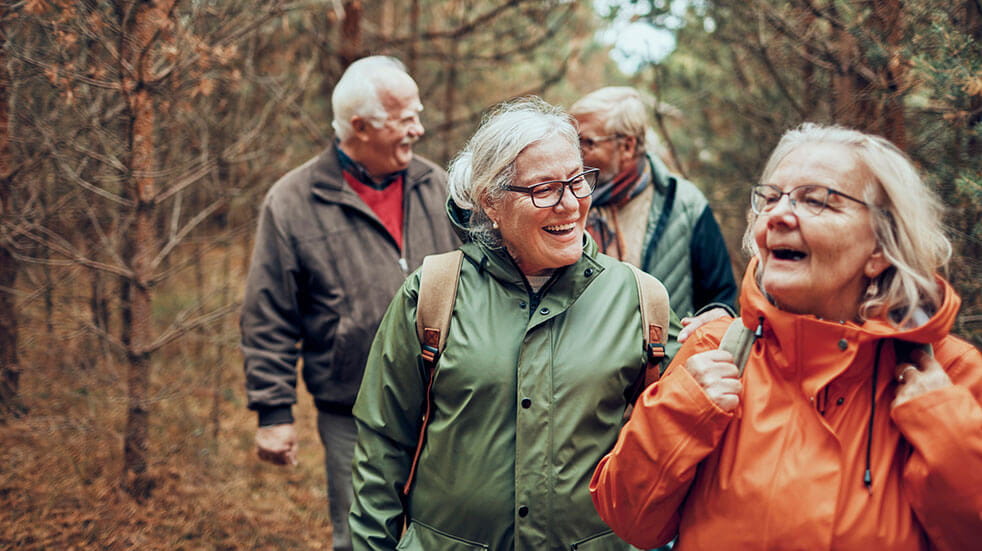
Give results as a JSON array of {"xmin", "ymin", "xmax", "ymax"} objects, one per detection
[
  {"xmin": 240, "ymin": 56, "xmax": 459, "ymax": 551},
  {"xmin": 570, "ymin": 87, "xmax": 736, "ymax": 320}
]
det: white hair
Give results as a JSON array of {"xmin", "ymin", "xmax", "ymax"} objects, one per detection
[
  {"xmin": 744, "ymin": 123, "xmax": 952, "ymax": 326},
  {"xmin": 331, "ymin": 56, "xmax": 410, "ymax": 141},
  {"xmin": 448, "ymin": 97, "xmax": 579, "ymax": 247},
  {"xmin": 569, "ymin": 86, "xmax": 653, "ymax": 155}
]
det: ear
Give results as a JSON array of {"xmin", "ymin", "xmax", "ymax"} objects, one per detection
[
  {"xmin": 350, "ymin": 116, "xmax": 370, "ymax": 140},
  {"xmin": 482, "ymin": 195, "xmax": 500, "ymax": 227},
  {"xmin": 864, "ymin": 247, "xmax": 891, "ymax": 279},
  {"xmin": 618, "ymin": 135, "xmax": 639, "ymax": 163}
]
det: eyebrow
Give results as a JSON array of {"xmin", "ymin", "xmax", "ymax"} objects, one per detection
[{"xmin": 519, "ymin": 166, "xmax": 585, "ymax": 186}]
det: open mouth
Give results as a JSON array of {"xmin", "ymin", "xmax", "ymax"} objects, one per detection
[
  {"xmin": 543, "ymin": 222, "xmax": 576, "ymax": 235},
  {"xmin": 772, "ymin": 248, "xmax": 807, "ymax": 261}
]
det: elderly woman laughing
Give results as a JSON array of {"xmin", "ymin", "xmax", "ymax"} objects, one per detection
[{"xmin": 591, "ymin": 123, "xmax": 982, "ymax": 551}]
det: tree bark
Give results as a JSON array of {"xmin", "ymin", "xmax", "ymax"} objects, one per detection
[
  {"xmin": 340, "ymin": 1, "xmax": 363, "ymax": 67},
  {"xmin": 120, "ymin": 0, "xmax": 174, "ymax": 501},
  {"xmin": 0, "ymin": 1, "xmax": 25, "ymax": 420}
]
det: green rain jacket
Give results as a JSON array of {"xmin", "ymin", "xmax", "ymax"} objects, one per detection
[{"xmin": 350, "ymin": 235, "xmax": 655, "ymax": 550}]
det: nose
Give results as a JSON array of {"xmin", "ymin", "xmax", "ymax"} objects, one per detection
[
  {"xmin": 408, "ymin": 116, "xmax": 424, "ymax": 138},
  {"xmin": 765, "ymin": 195, "xmax": 798, "ymax": 227},
  {"xmin": 555, "ymin": 183, "xmax": 582, "ymax": 211}
]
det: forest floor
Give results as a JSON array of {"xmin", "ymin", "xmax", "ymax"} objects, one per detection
[{"xmin": 0, "ymin": 328, "xmax": 335, "ymax": 550}]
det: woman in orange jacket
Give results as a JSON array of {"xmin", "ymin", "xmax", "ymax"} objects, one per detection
[{"xmin": 591, "ymin": 123, "xmax": 982, "ymax": 550}]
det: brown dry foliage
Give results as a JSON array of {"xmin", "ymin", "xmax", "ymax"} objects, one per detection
[{"xmin": 0, "ymin": 245, "xmax": 335, "ymax": 550}]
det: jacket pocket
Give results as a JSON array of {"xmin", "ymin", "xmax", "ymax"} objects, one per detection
[
  {"xmin": 570, "ymin": 528, "xmax": 632, "ymax": 550},
  {"xmin": 396, "ymin": 520, "xmax": 489, "ymax": 550}
]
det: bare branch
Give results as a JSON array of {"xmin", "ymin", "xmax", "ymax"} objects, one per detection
[
  {"xmin": 139, "ymin": 301, "xmax": 239, "ymax": 356},
  {"xmin": 150, "ymin": 197, "xmax": 226, "ymax": 271}
]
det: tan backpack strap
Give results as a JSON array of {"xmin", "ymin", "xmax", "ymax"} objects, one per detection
[
  {"xmin": 626, "ymin": 263, "xmax": 670, "ymax": 389},
  {"xmin": 415, "ymin": 250, "xmax": 465, "ymax": 363},
  {"xmin": 405, "ymin": 249, "xmax": 463, "ymax": 496},
  {"xmin": 719, "ymin": 318, "xmax": 757, "ymax": 376}
]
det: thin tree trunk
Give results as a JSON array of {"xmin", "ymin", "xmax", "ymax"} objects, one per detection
[
  {"xmin": 340, "ymin": 1, "xmax": 363, "ymax": 66},
  {"xmin": 120, "ymin": 0, "xmax": 173, "ymax": 501},
  {"xmin": 0, "ymin": 2, "xmax": 25, "ymax": 420}
]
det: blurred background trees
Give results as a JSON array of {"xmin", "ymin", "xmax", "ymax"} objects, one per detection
[{"xmin": 0, "ymin": 0, "xmax": 979, "ymax": 548}]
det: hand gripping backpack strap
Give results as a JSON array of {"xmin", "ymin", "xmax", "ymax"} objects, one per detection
[
  {"xmin": 626, "ymin": 263, "xmax": 670, "ymax": 392},
  {"xmin": 404, "ymin": 249, "xmax": 464, "ymax": 496},
  {"xmin": 718, "ymin": 318, "xmax": 758, "ymax": 376}
]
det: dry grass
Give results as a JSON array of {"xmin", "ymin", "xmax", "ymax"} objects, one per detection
[{"xmin": 1, "ymin": 244, "xmax": 337, "ymax": 550}]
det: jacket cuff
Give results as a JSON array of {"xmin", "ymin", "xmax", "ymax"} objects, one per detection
[
  {"xmin": 693, "ymin": 302, "xmax": 737, "ymax": 318},
  {"xmin": 257, "ymin": 406, "xmax": 294, "ymax": 427}
]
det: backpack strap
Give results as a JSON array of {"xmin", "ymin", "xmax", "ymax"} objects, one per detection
[
  {"xmin": 626, "ymin": 263, "xmax": 670, "ymax": 391},
  {"xmin": 718, "ymin": 318, "xmax": 758, "ymax": 376},
  {"xmin": 404, "ymin": 249, "xmax": 464, "ymax": 496},
  {"xmin": 415, "ymin": 250, "xmax": 465, "ymax": 363}
]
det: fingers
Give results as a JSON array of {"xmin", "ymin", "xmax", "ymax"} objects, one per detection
[
  {"xmin": 685, "ymin": 349, "xmax": 743, "ymax": 412},
  {"xmin": 892, "ymin": 346, "xmax": 952, "ymax": 409},
  {"xmin": 255, "ymin": 424, "xmax": 299, "ymax": 466},
  {"xmin": 678, "ymin": 308, "xmax": 731, "ymax": 343},
  {"xmin": 895, "ymin": 364, "xmax": 919, "ymax": 385}
]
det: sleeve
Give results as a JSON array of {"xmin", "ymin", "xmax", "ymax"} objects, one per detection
[
  {"xmin": 349, "ymin": 274, "xmax": 427, "ymax": 551},
  {"xmin": 590, "ymin": 322, "xmax": 736, "ymax": 549},
  {"xmin": 891, "ymin": 340, "xmax": 982, "ymax": 551},
  {"xmin": 689, "ymin": 206, "xmax": 738, "ymax": 312},
  {"xmin": 240, "ymin": 197, "xmax": 303, "ymax": 425}
]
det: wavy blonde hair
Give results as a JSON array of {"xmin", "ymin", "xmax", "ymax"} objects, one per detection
[{"xmin": 743, "ymin": 123, "xmax": 951, "ymax": 326}]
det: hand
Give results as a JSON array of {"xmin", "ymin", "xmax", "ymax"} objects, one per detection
[
  {"xmin": 892, "ymin": 348, "xmax": 953, "ymax": 408},
  {"xmin": 256, "ymin": 423, "xmax": 299, "ymax": 466},
  {"xmin": 678, "ymin": 307, "xmax": 731, "ymax": 343},
  {"xmin": 685, "ymin": 349, "xmax": 743, "ymax": 412}
]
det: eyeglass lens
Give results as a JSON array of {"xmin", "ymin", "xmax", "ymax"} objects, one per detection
[
  {"xmin": 752, "ymin": 185, "xmax": 831, "ymax": 216},
  {"xmin": 530, "ymin": 171, "xmax": 598, "ymax": 207}
]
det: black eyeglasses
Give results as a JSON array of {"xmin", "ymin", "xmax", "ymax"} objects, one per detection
[
  {"xmin": 578, "ymin": 135, "xmax": 622, "ymax": 151},
  {"xmin": 750, "ymin": 184, "xmax": 869, "ymax": 216},
  {"xmin": 505, "ymin": 168, "xmax": 600, "ymax": 208}
]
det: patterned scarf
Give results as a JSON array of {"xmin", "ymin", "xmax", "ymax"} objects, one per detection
[{"xmin": 586, "ymin": 157, "xmax": 651, "ymax": 258}]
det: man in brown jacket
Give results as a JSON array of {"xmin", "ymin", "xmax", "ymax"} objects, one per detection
[{"xmin": 240, "ymin": 56, "xmax": 459, "ymax": 551}]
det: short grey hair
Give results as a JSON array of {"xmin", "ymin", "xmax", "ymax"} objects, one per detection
[
  {"xmin": 448, "ymin": 97, "xmax": 579, "ymax": 247},
  {"xmin": 569, "ymin": 86, "xmax": 651, "ymax": 154},
  {"xmin": 744, "ymin": 123, "xmax": 952, "ymax": 326},
  {"xmin": 331, "ymin": 56, "xmax": 410, "ymax": 141}
]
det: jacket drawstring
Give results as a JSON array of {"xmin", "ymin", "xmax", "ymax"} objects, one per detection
[{"xmin": 865, "ymin": 339, "xmax": 885, "ymax": 495}]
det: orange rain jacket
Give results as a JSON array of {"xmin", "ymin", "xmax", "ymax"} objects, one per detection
[{"xmin": 591, "ymin": 258, "xmax": 982, "ymax": 550}]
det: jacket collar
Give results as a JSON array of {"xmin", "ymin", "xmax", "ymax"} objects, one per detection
[
  {"xmin": 738, "ymin": 256, "xmax": 960, "ymax": 391},
  {"xmin": 459, "ymin": 233, "xmax": 605, "ymax": 306},
  {"xmin": 308, "ymin": 142, "xmax": 434, "ymax": 205}
]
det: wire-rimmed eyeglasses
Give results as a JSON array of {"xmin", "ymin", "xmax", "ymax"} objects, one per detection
[
  {"xmin": 578, "ymin": 134, "xmax": 622, "ymax": 151},
  {"xmin": 505, "ymin": 168, "xmax": 600, "ymax": 208},
  {"xmin": 750, "ymin": 184, "xmax": 869, "ymax": 216}
]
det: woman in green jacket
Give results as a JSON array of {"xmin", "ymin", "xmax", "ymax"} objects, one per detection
[{"xmin": 349, "ymin": 97, "xmax": 667, "ymax": 550}]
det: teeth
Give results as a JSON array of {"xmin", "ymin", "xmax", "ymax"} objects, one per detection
[{"xmin": 544, "ymin": 223, "xmax": 575, "ymax": 232}]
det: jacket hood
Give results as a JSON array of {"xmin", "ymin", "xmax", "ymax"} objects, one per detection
[
  {"xmin": 446, "ymin": 196, "xmax": 475, "ymax": 243},
  {"xmin": 738, "ymin": 256, "xmax": 960, "ymax": 396},
  {"xmin": 739, "ymin": 256, "xmax": 960, "ymax": 346}
]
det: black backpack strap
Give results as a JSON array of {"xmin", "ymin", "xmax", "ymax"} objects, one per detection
[{"xmin": 404, "ymin": 250, "xmax": 464, "ymax": 496}]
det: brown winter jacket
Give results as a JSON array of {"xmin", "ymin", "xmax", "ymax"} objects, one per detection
[
  {"xmin": 591, "ymin": 257, "xmax": 982, "ymax": 550},
  {"xmin": 241, "ymin": 146, "xmax": 460, "ymax": 424}
]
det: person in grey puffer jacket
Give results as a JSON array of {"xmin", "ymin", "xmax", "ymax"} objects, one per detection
[
  {"xmin": 571, "ymin": 87, "xmax": 737, "ymax": 327},
  {"xmin": 240, "ymin": 56, "xmax": 458, "ymax": 551}
]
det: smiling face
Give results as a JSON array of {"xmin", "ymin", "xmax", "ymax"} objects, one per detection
[
  {"xmin": 484, "ymin": 137, "xmax": 590, "ymax": 276},
  {"xmin": 752, "ymin": 142, "xmax": 890, "ymax": 321},
  {"xmin": 350, "ymin": 73, "xmax": 424, "ymax": 177}
]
